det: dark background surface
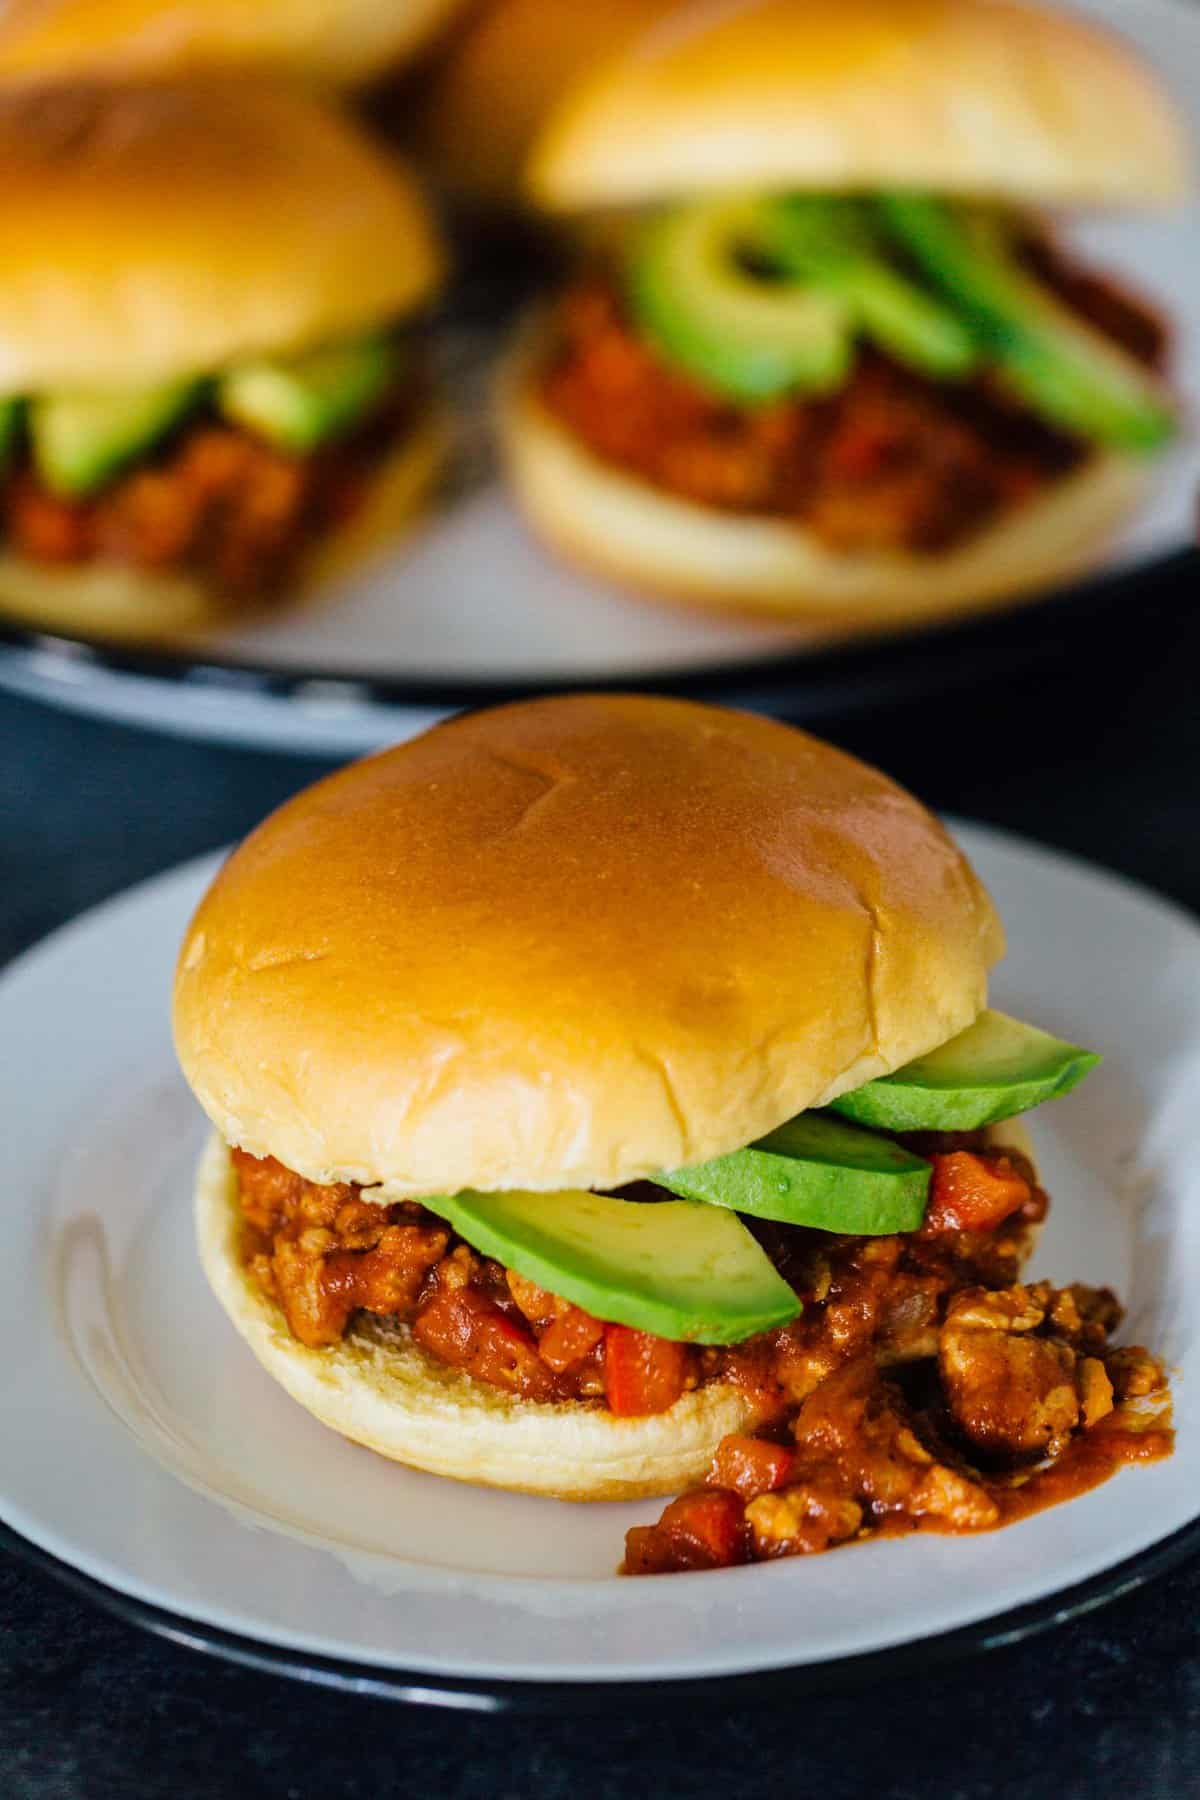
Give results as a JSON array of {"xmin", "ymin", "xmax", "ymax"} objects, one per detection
[{"xmin": 2, "ymin": 583, "xmax": 1200, "ymax": 1798}]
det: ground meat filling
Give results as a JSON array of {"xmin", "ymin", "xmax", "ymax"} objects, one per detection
[
  {"xmin": 5, "ymin": 377, "xmax": 422, "ymax": 604},
  {"xmin": 233, "ymin": 1136, "xmax": 1172, "ymax": 1569},
  {"xmin": 538, "ymin": 241, "xmax": 1167, "ymax": 556}
]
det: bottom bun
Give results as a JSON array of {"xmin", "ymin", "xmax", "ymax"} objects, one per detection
[
  {"xmin": 195, "ymin": 1120, "xmax": 1037, "ymax": 1502},
  {"xmin": 0, "ymin": 404, "xmax": 447, "ymax": 645},
  {"xmin": 500, "ymin": 362, "xmax": 1151, "ymax": 629}
]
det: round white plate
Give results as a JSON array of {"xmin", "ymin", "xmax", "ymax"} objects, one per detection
[
  {"xmin": 1, "ymin": 821, "xmax": 1198, "ymax": 1702},
  {"xmin": 0, "ymin": 0, "xmax": 1197, "ymax": 755}
]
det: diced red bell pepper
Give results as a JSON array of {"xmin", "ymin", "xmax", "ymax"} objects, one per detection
[
  {"xmin": 709, "ymin": 1434, "xmax": 796, "ymax": 1500},
  {"xmin": 604, "ymin": 1325, "xmax": 688, "ymax": 1417},
  {"xmin": 624, "ymin": 1488, "xmax": 747, "ymax": 1574},
  {"xmin": 537, "ymin": 1305, "xmax": 606, "ymax": 1373},
  {"xmin": 921, "ymin": 1152, "xmax": 1032, "ymax": 1237}
]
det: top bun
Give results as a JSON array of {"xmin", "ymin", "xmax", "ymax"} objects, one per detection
[
  {"xmin": 0, "ymin": 0, "xmax": 465, "ymax": 89},
  {"xmin": 405, "ymin": 0, "xmax": 675, "ymax": 207},
  {"xmin": 174, "ymin": 695, "xmax": 1003, "ymax": 1199},
  {"xmin": 0, "ymin": 79, "xmax": 443, "ymax": 392},
  {"xmin": 529, "ymin": 0, "xmax": 1190, "ymax": 211}
]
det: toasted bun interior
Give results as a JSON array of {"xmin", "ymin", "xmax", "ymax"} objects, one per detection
[
  {"xmin": 0, "ymin": 405, "xmax": 447, "ymax": 644},
  {"xmin": 0, "ymin": 79, "xmax": 443, "ymax": 392},
  {"xmin": 195, "ymin": 1120, "xmax": 1036, "ymax": 1499},
  {"xmin": 529, "ymin": 0, "xmax": 1190, "ymax": 210},
  {"xmin": 0, "ymin": 0, "xmax": 466, "ymax": 88},
  {"xmin": 500, "ymin": 359, "xmax": 1153, "ymax": 628},
  {"xmin": 175, "ymin": 693, "xmax": 1003, "ymax": 1197}
]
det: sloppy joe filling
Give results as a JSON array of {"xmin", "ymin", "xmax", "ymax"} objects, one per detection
[
  {"xmin": 537, "ymin": 240, "xmax": 1167, "ymax": 557},
  {"xmin": 4, "ymin": 378, "xmax": 424, "ymax": 606},
  {"xmin": 234, "ymin": 1136, "xmax": 1172, "ymax": 1570}
]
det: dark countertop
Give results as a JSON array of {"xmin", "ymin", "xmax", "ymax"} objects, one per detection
[{"xmin": 3, "ymin": 600, "xmax": 1200, "ymax": 1798}]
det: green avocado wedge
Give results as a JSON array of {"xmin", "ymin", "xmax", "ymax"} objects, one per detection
[
  {"xmin": 425, "ymin": 1187, "xmax": 800, "ymax": 1345},
  {"xmin": 656, "ymin": 1113, "xmax": 930, "ymax": 1235},
  {"xmin": 828, "ymin": 1010, "xmax": 1101, "ymax": 1133},
  {"xmin": 763, "ymin": 195, "xmax": 977, "ymax": 381},
  {"xmin": 628, "ymin": 197, "xmax": 852, "ymax": 403},
  {"xmin": 31, "ymin": 378, "xmax": 201, "ymax": 498},
  {"xmin": 876, "ymin": 194, "xmax": 1175, "ymax": 452},
  {"xmin": 219, "ymin": 332, "xmax": 398, "ymax": 454},
  {"xmin": 0, "ymin": 397, "xmax": 22, "ymax": 469}
]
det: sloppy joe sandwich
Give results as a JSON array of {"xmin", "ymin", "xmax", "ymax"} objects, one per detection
[
  {"xmin": 0, "ymin": 0, "xmax": 466, "ymax": 89},
  {"xmin": 503, "ymin": 0, "xmax": 1189, "ymax": 625},
  {"xmin": 0, "ymin": 80, "xmax": 446, "ymax": 641},
  {"xmin": 174, "ymin": 695, "xmax": 1171, "ymax": 1572}
]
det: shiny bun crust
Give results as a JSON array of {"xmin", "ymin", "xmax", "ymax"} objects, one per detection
[
  {"xmin": 406, "ymin": 0, "xmax": 675, "ymax": 207},
  {"xmin": 0, "ymin": 80, "xmax": 443, "ymax": 392},
  {"xmin": 0, "ymin": 407, "xmax": 447, "ymax": 642},
  {"xmin": 529, "ymin": 0, "xmax": 1190, "ymax": 210},
  {"xmin": 174, "ymin": 693, "xmax": 1003, "ymax": 1197},
  {"xmin": 195, "ymin": 1122, "xmax": 1035, "ymax": 1498},
  {"xmin": 500, "ymin": 363, "xmax": 1152, "ymax": 627},
  {"xmin": 0, "ymin": 0, "xmax": 465, "ymax": 88}
]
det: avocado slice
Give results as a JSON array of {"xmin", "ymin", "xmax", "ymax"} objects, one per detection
[
  {"xmin": 828, "ymin": 1010, "xmax": 1101, "ymax": 1133},
  {"xmin": 219, "ymin": 333, "xmax": 398, "ymax": 454},
  {"xmin": 0, "ymin": 397, "xmax": 21, "ymax": 468},
  {"xmin": 627, "ymin": 197, "xmax": 852, "ymax": 403},
  {"xmin": 31, "ymin": 379, "xmax": 200, "ymax": 498},
  {"xmin": 764, "ymin": 196, "xmax": 977, "ymax": 381},
  {"xmin": 877, "ymin": 194, "xmax": 1175, "ymax": 451},
  {"xmin": 426, "ymin": 1187, "xmax": 800, "ymax": 1345},
  {"xmin": 656, "ymin": 1112, "xmax": 929, "ymax": 1235}
]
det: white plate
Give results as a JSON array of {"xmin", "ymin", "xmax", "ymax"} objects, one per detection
[
  {"xmin": 1, "ymin": 821, "xmax": 1198, "ymax": 1701},
  {"xmin": 0, "ymin": 0, "xmax": 1197, "ymax": 755}
]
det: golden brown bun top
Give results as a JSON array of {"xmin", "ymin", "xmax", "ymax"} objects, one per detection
[
  {"xmin": 174, "ymin": 694, "xmax": 1003, "ymax": 1198},
  {"xmin": 405, "ymin": 0, "xmax": 676, "ymax": 207},
  {"xmin": 0, "ymin": 0, "xmax": 466, "ymax": 88},
  {"xmin": 0, "ymin": 79, "xmax": 443, "ymax": 392},
  {"xmin": 530, "ymin": 0, "xmax": 1191, "ymax": 210}
]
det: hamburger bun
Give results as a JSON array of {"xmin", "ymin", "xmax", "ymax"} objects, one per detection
[
  {"xmin": 0, "ymin": 405, "xmax": 448, "ymax": 642},
  {"xmin": 404, "ymin": 0, "xmax": 676, "ymax": 209},
  {"xmin": 0, "ymin": 79, "xmax": 443, "ymax": 392},
  {"xmin": 499, "ymin": 351, "xmax": 1153, "ymax": 627},
  {"xmin": 529, "ymin": 0, "xmax": 1190, "ymax": 211},
  {"xmin": 194, "ymin": 1119, "xmax": 1037, "ymax": 1499},
  {"xmin": 0, "ymin": 0, "xmax": 466, "ymax": 89},
  {"xmin": 174, "ymin": 694, "xmax": 1003, "ymax": 1198}
]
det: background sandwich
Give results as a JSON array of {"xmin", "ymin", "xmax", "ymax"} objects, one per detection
[
  {"xmin": 0, "ymin": 0, "xmax": 466, "ymax": 90},
  {"xmin": 503, "ymin": 0, "xmax": 1190, "ymax": 626},
  {"xmin": 0, "ymin": 79, "xmax": 445, "ymax": 641},
  {"xmin": 174, "ymin": 696, "xmax": 1167, "ymax": 1567}
]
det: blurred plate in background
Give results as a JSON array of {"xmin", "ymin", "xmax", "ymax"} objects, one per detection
[{"xmin": 0, "ymin": 0, "xmax": 1195, "ymax": 755}]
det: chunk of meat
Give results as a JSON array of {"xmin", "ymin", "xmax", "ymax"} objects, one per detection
[
  {"xmin": 272, "ymin": 1216, "xmax": 449, "ymax": 1349},
  {"xmin": 745, "ymin": 1483, "xmax": 863, "ymax": 1557},
  {"xmin": 792, "ymin": 1355, "xmax": 999, "ymax": 1529},
  {"xmin": 939, "ymin": 1285, "xmax": 1081, "ymax": 1457}
]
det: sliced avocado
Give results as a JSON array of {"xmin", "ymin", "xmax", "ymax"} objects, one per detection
[
  {"xmin": 627, "ymin": 196, "xmax": 853, "ymax": 403},
  {"xmin": 218, "ymin": 333, "xmax": 398, "ymax": 454},
  {"xmin": 877, "ymin": 194, "xmax": 1175, "ymax": 451},
  {"xmin": 31, "ymin": 379, "xmax": 200, "ymax": 498},
  {"xmin": 0, "ymin": 397, "xmax": 21, "ymax": 466},
  {"xmin": 426, "ymin": 1187, "xmax": 800, "ymax": 1345},
  {"xmin": 764, "ymin": 196, "xmax": 977, "ymax": 380},
  {"xmin": 656, "ymin": 1112, "xmax": 929, "ymax": 1235},
  {"xmin": 828, "ymin": 1010, "xmax": 1101, "ymax": 1133}
]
